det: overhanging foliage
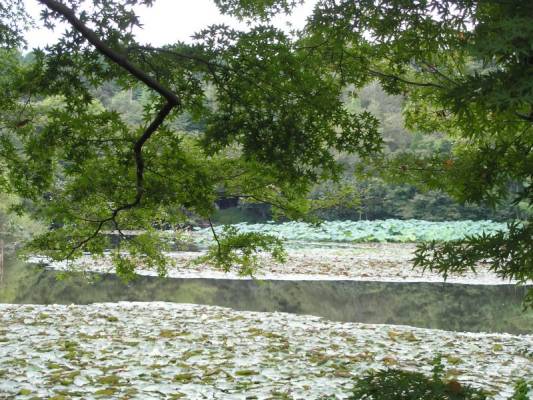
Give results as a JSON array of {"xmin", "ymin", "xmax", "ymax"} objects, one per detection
[{"xmin": 0, "ymin": 1, "xmax": 531, "ymax": 302}]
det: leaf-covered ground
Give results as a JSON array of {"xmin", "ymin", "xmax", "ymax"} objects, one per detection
[{"xmin": 0, "ymin": 302, "xmax": 531, "ymax": 399}]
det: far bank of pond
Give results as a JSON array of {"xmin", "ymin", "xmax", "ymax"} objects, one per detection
[{"xmin": 1, "ymin": 260, "xmax": 532, "ymax": 334}]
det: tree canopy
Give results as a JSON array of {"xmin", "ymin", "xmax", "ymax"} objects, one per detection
[{"xmin": 0, "ymin": 0, "xmax": 531, "ymax": 301}]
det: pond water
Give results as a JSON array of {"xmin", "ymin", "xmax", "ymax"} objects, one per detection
[{"xmin": 1, "ymin": 260, "xmax": 532, "ymax": 334}]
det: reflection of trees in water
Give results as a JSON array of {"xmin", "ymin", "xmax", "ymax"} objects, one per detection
[{"xmin": 2, "ymin": 262, "xmax": 532, "ymax": 334}]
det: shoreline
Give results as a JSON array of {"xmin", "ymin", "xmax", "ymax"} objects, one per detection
[
  {"xmin": 39, "ymin": 266, "xmax": 525, "ymax": 286},
  {"xmin": 27, "ymin": 242, "xmax": 532, "ymax": 286}
]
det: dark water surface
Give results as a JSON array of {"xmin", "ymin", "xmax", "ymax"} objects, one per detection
[{"xmin": 1, "ymin": 261, "xmax": 532, "ymax": 334}]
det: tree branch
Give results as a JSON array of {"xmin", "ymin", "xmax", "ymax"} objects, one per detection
[
  {"xmin": 38, "ymin": 0, "xmax": 180, "ymax": 106},
  {"xmin": 128, "ymin": 45, "xmax": 229, "ymax": 89},
  {"xmin": 367, "ymin": 68, "xmax": 445, "ymax": 89},
  {"xmin": 208, "ymin": 218, "xmax": 222, "ymax": 258},
  {"xmin": 515, "ymin": 112, "xmax": 533, "ymax": 123},
  {"xmin": 37, "ymin": 1, "xmax": 182, "ymax": 257},
  {"xmin": 130, "ymin": 45, "xmax": 225, "ymax": 71},
  {"xmin": 130, "ymin": 101, "xmax": 175, "ymax": 209},
  {"xmin": 338, "ymin": 50, "xmax": 446, "ymax": 90},
  {"xmin": 64, "ymin": 101, "xmax": 175, "ymax": 258}
]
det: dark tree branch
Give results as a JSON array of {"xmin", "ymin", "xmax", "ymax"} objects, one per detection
[
  {"xmin": 38, "ymin": 0, "xmax": 180, "ymax": 106},
  {"xmin": 65, "ymin": 101, "xmax": 175, "ymax": 258},
  {"xmin": 515, "ymin": 112, "xmax": 533, "ymax": 123},
  {"xmin": 38, "ymin": 0, "xmax": 182, "ymax": 257},
  {"xmin": 367, "ymin": 68, "xmax": 446, "ymax": 89},
  {"xmin": 66, "ymin": 218, "xmax": 110, "ymax": 258},
  {"xmin": 335, "ymin": 50, "xmax": 446, "ymax": 90},
  {"xmin": 208, "ymin": 218, "xmax": 222, "ymax": 258},
  {"xmin": 130, "ymin": 101, "xmax": 175, "ymax": 208},
  {"xmin": 420, "ymin": 60, "xmax": 459, "ymax": 85},
  {"xmin": 131, "ymin": 45, "xmax": 228, "ymax": 87},
  {"xmin": 131, "ymin": 45, "xmax": 225, "ymax": 71}
]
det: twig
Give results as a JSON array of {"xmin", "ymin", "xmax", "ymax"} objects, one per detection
[{"xmin": 208, "ymin": 218, "xmax": 222, "ymax": 257}]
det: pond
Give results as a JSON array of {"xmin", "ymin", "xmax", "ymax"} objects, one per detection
[{"xmin": 1, "ymin": 260, "xmax": 532, "ymax": 334}]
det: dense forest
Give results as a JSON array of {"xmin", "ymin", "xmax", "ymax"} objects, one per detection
[
  {"xmin": 85, "ymin": 78, "xmax": 533, "ymax": 224},
  {"xmin": 2, "ymin": 55, "xmax": 525, "ymax": 238}
]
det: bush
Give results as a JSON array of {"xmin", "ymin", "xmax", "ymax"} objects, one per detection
[
  {"xmin": 510, "ymin": 379, "xmax": 533, "ymax": 400},
  {"xmin": 349, "ymin": 369, "xmax": 487, "ymax": 400}
]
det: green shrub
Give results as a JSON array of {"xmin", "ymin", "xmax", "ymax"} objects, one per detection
[
  {"xmin": 349, "ymin": 369, "xmax": 487, "ymax": 400},
  {"xmin": 510, "ymin": 379, "xmax": 532, "ymax": 400}
]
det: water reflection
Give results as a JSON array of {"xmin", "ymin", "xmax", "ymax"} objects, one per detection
[{"xmin": 1, "ymin": 262, "xmax": 531, "ymax": 334}]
